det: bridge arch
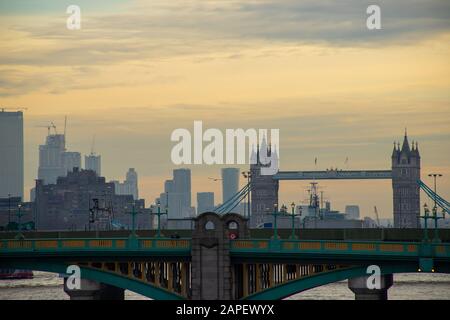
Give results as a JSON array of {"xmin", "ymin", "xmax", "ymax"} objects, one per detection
[
  {"xmin": 2, "ymin": 261, "xmax": 185, "ymax": 300},
  {"xmin": 243, "ymin": 264, "xmax": 450, "ymax": 300}
]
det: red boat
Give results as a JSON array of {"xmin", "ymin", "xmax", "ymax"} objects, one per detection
[{"xmin": 0, "ymin": 269, "xmax": 33, "ymax": 280}]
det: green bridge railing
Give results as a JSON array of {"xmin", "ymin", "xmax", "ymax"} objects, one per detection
[
  {"xmin": 230, "ymin": 239, "xmax": 450, "ymax": 258},
  {"xmin": 0, "ymin": 237, "xmax": 191, "ymax": 255}
]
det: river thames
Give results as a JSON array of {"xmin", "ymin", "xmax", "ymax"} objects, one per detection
[{"xmin": 0, "ymin": 271, "xmax": 449, "ymax": 300}]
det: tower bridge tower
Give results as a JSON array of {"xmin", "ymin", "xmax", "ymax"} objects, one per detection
[
  {"xmin": 250, "ymin": 138, "xmax": 279, "ymax": 228},
  {"xmin": 391, "ymin": 131, "xmax": 420, "ymax": 228}
]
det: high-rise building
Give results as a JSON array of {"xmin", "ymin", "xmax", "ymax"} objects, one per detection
[
  {"xmin": 62, "ymin": 151, "xmax": 81, "ymax": 174},
  {"xmin": 37, "ymin": 128, "xmax": 82, "ymax": 185},
  {"xmin": 197, "ymin": 192, "xmax": 214, "ymax": 214},
  {"xmin": 345, "ymin": 205, "xmax": 360, "ymax": 220},
  {"xmin": 0, "ymin": 110, "xmax": 23, "ymax": 199},
  {"xmin": 112, "ymin": 168, "xmax": 139, "ymax": 200},
  {"xmin": 173, "ymin": 168, "xmax": 191, "ymax": 208},
  {"xmin": 85, "ymin": 154, "xmax": 101, "ymax": 176},
  {"xmin": 38, "ymin": 134, "xmax": 66, "ymax": 184},
  {"xmin": 157, "ymin": 170, "xmax": 192, "ymax": 220},
  {"xmin": 221, "ymin": 168, "xmax": 239, "ymax": 204}
]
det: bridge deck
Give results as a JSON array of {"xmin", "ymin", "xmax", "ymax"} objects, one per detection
[
  {"xmin": 229, "ymin": 239, "xmax": 450, "ymax": 267},
  {"xmin": 273, "ymin": 170, "xmax": 392, "ymax": 180},
  {"xmin": 0, "ymin": 237, "xmax": 191, "ymax": 258},
  {"xmin": 2, "ymin": 237, "xmax": 449, "ymax": 263}
]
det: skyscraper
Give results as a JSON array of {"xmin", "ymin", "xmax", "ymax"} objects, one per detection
[
  {"xmin": 113, "ymin": 168, "xmax": 139, "ymax": 200},
  {"xmin": 38, "ymin": 133, "xmax": 66, "ymax": 184},
  {"xmin": 197, "ymin": 192, "xmax": 214, "ymax": 214},
  {"xmin": 62, "ymin": 151, "xmax": 81, "ymax": 174},
  {"xmin": 85, "ymin": 154, "xmax": 101, "ymax": 176},
  {"xmin": 221, "ymin": 168, "xmax": 239, "ymax": 204},
  {"xmin": 345, "ymin": 205, "xmax": 360, "ymax": 220},
  {"xmin": 173, "ymin": 168, "xmax": 191, "ymax": 208},
  {"xmin": 0, "ymin": 110, "xmax": 23, "ymax": 199}
]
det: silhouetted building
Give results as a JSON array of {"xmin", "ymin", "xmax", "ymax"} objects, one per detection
[
  {"xmin": 37, "ymin": 130, "xmax": 82, "ymax": 185},
  {"xmin": 85, "ymin": 154, "xmax": 101, "ymax": 176},
  {"xmin": 0, "ymin": 110, "xmax": 23, "ymax": 199},
  {"xmin": 221, "ymin": 168, "xmax": 239, "ymax": 204},
  {"xmin": 345, "ymin": 205, "xmax": 360, "ymax": 219},
  {"xmin": 112, "ymin": 168, "xmax": 139, "ymax": 200},
  {"xmin": 34, "ymin": 168, "xmax": 151, "ymax": 231},
  {"xmin": 197, "ymin": 192, "xmax": 214, "ymax": 214}
]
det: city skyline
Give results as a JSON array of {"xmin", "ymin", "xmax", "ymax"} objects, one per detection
[{"xmin": 0, "ymin": 1, "xmax": 449, "ymax": 220}]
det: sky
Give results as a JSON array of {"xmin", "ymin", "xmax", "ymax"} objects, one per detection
[{"xmin": 1, "ymin": 0, "xmax": 449, "ymax": 219}]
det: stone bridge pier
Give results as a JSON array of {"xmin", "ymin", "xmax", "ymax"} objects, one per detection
[
  {"xmin": 348, "ymin": 274, "xmax": 393, "ymax": 300},
  {"xmin": 64, "ymin": 278, "xmax": 124, "ymax": 300},
  {"xmin": 191, "ymin": 212, "xmax": 249, "ymax": 300}
]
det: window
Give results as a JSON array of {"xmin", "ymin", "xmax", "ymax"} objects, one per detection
[
  {"xmin": 205, "ymin": 221, "xmax": 215, "ymax": 230},
  {"xmin": 228, "ymin": 221, "xmax": 238, "ymax": 230}
]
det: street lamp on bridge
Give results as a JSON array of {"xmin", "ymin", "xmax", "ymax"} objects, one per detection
[
  {"xmin": 150, "ymin": 199, "xmax": 168, "ymax": 238},
  {"xmin": 428, "ymin": 173, "xmax": 444, "ymax": 242},
  {"xmin": 14, "ymin": 204, "xmax": 25, "ymax": 239},
  {"xmin": 289, "ymin": 202, "xmax": 302, "ymax": 240},
  {"xmin": 242, "ymin": 171, "xmax": 252, "ymax": 219}
]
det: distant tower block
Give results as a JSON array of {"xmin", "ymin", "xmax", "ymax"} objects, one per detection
[
  {"xmin": 85, "ymin": 154, "xmax": 101, "ymax": 176},
  {"xmin": 391, "ymin": 131, "xmax": 420, "ymax": 228},
  {"xmin": 221, "ymin": 168, "xmax": 239, "ymax": 204}
]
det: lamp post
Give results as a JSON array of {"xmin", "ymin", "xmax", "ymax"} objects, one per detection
[
  {"xmin": 15, "ymin": 204, "xmax": 25, "ymax": 239},
  {"xmin": 8, "ymin": 193, "xmax": 11, "ymax": 225},
  {"xmin": 420, "ymin": 203, "xmax": 432, "ymax": 242},
  {"xmin": 272, "ymin": 203, "xmax": 280, "ymax": 240},
  {"xmin": 432, "ymin": 206, "xmax": 445, "ymax": 243},
  {"xmin": 126, "ymin": 205, "xmax": 138, "ymax": 238},
  {"xmin": 242, "ymin": 171, "xmax": 252, "ymax": 219},
  {"xmin": 428, "ymin": 173, "xmax": 443, "ymax": 242},
  {"xmin": 151, "ymin": 200, "xmax": 167, "ymax": 238},
  {"xmin": 289, "ymin": 202, "xmax": 301, "ymax": 239}
]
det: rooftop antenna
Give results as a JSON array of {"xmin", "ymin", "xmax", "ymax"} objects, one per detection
[
  {"xmin": 90, "ymin": 134, "xmax": 96, "ymax": 155},
  {"xmin": 64, "ymin": 116, "xmax": 67, "ymax": 148}
]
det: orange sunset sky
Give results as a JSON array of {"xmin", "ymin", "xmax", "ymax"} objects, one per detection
[{"xmin": 1, "ymin": 0, "xmax": 449, "ymax": 219}]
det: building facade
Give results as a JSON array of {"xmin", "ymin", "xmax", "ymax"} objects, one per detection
[
  {"xmin": 85, "ymin": 154, "xmax": 101, "ymax": 176},
  {"xmin": 197, "ymin": 192, "xmax": 215, "ymax": 214},
  {"xmin": 392, "ymin": 133, "xmax": 420, "ymax": 228},
  {"xmin": 250, "ymin": 141, "xmax": 279, "ymax": 228},
  {"xmin": 0, "ymin": 110, "xmax": 24, "ymax": 199},
  {"xmin": 113, "ymin": 168, "xmax": 139, "ymax": 200},
  {"xmin": 35, "ymin": 168, "xmax": 151, "ymax": 231},
  {"xmin": 221, "ymin": 168, "xmax": 239, "ymax": 204}
]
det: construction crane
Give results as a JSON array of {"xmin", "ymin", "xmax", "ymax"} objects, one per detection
[
  {"xmin": 35, "ymin": 124, "xmax": 52, "ymax": 136},
  {"xmin": 50, "ymin": 122, "xmax": 58, "ymax": 134},
  {"xmin": 36, "ymin": 123, "xmax": 58, "ymax": 136},
  {"xmin": 1, "ymin": 107, "xmax": 28, "ymax": 112},
  {"xmin": 90, "ymin": 134, "xmax": 96, "ymax": 155},
  {"xmin": 374, "ymin": 206, "xmax": 381, "ymax": 227}
]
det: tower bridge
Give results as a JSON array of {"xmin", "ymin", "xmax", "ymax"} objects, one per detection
[{"xmin": 251, "ymin": 132, "xmax": 421, "ymax": 228}]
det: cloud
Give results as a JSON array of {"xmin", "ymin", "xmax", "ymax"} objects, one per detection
[{"xmin": 2, "ymin": 0, "xmax": 449, "ymax": 67}]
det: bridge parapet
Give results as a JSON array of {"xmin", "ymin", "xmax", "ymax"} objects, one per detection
[
  {"xmin": 0, "ymin": 237, "xmax": 191, "ymax": 256},
  {"xmin": 230, "ymin": 239, "xmax": 450, "ymax": 261}
]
